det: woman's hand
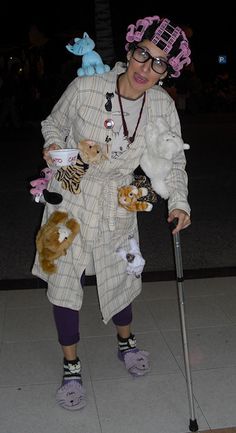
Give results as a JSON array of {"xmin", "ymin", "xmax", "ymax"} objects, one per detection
[
  {"xmin": 167, "ymin": 209, "xmax": 191, "ymax": 234},
  {"xmin": 43, "ymin": 143, "xmax": 61, "ymax": 165}
]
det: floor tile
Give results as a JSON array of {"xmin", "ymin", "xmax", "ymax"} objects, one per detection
[
  {"xmin": 6, "ymin": 288, "xmax": 49, "ymax": 308},
  {"xmin": 79, "ymin": 304, "xmax": 114, "ymax": 337},
  {"xmin": 142, "ymin": 277, "xmax": 236, "ymax": 301},
  {"xmin": 214, "ymin": 294, "xmax": 236, "ymax": 323},
  {"xmin": 1, "ymin": 278, "xmax": 236, "ymax": 433},
  {"xmin": 163, "ymin": 326, "xmax": 236, "ymax": 371},
  {"xmin": 180, "ymin": 277, "xmax": 236, "ymax": 298},
  {"xmin": 142, "ymin": 280, "xmax": 177, "ymax": 300},
  {"xmin": 0, "ymin": 290, "xmax": 7, "ymax": 309},
  {"xmin": 0, "ymin": 309, "xmax": 5, "ymax": 342},
  {"xmin": 83, "ymin": 331, "xmax": 181, "ymax": 381},
  {"xmin": 0, "ymin": 382, "xmax": 101, "ymax": 433},
  {"xmin": 193, "ymin": 367, "xmax": 236, "ymax": 429},
  {"xmin": 83, "ymin": 285, "xmax": 99, "ymax": 305},
  {"xmin": 3, "ymin": 307, "xmax": 57, "ymax": 341},
  {"xmin": 147, "ymin": 297, "xmax": 231, "ymax": 330},
  {"xmin": 92, "ymin": 373, "xmax": 208, "ymax": 433},
  {"xmin": 200, "ymin": 428, "xmax": 236, "ymax": 432},
  {"xmin": 0, "ymin": 340, "xmax": 89, "ymax": 386}
]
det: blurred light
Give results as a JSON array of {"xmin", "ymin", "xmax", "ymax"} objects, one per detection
[{"xmin": 218, "ymin": 55, "xmax": 227, "ymax": 64}]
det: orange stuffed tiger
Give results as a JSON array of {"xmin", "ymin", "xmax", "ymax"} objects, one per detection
[{"xmin": 117, "ymin": 185, "xmax": 153, "ymax": 212}]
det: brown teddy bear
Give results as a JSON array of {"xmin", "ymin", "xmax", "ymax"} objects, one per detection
[
  {"xmin": 78, "ymin": 139, "xmax": 108, "ymax": 164},
  {"xmin": 36, "ymin": 211, "xmax": 80, "ymax": 274}
]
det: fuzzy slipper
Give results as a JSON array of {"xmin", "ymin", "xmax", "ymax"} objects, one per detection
[
  {"xmin": 118, "ymin": 348, "xmax": 150, "ymax": 377},
  {"xmin": 56, "ymin": 379, "xmax": 86, "ymax": 410}
]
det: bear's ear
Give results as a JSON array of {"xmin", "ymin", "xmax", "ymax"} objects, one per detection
[
  {"xmin": 131, "ymin": 186, "xmax": 138, "ymax": 195},
  {"xmin": 48, "ymin": 211, "xmax": 68, "ymax": 225}
]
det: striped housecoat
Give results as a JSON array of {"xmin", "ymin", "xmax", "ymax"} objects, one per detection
[{"xmin": 32, "ymin": 62, "xmax": 190, "ymax": 324}]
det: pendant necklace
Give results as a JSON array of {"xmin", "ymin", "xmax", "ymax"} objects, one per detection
[{"xmin": 116, "ymin": 74, "xmax": 146, "ymax": 146}]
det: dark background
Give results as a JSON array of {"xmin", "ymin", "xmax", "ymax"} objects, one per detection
[
  {"xmin": 1, "ymin": 1, "xmax": 235, "ymax": 80},
  {"xmin": 1, "ymin": 1, "xmax": 236, "ymax": 286}
]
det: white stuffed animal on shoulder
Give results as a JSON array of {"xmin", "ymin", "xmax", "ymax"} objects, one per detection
[{"xmin": 140, "ymin": 117, "xmax": 190, "ymax": 199}]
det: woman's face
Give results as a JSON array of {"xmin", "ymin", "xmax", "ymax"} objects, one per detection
[{"xmin": 125, "ymin": 39, "xmax": 169, "ymax": 96}]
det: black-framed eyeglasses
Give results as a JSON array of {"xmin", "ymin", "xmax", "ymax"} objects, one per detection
[{"xmin": 132, "ymin": 45, "xmax": 169, "ymax": 74}]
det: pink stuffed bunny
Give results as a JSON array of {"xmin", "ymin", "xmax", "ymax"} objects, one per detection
[{"xmin": 30, "ymin": 168, "xmax": 62, "ymax": 204}]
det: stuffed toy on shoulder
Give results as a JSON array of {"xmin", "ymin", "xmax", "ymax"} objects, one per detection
[
  {"xmin": 66, "ymin": 32, "xmax": 110, "ymax": 77},
  {"xmin": 116, "ymin": 236, "xmax": 145, "ymax": 278},
  {"xmin": 140, "ymin": 117, "xmax": 190, "ymax": 199},
  {"xmin": 36, "ymin": 211, "xmax": 80, "ymax": 274}
]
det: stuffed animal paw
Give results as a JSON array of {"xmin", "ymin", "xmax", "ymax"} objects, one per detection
[
  {"xmin": 116, "ymin": 237, "xmax": 145, "ymax": 278},
  {"xmin": 36, "ymin": 211, "xmax": 80, "ymax": 274}
]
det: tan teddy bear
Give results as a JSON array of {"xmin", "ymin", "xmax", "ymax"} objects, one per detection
[
  {"xmin": 78, "ymin": 139, "xmax": 108, "ymax": 164},
  {"xmin": 36, "ymin": 211, "xmax": 80, "ymax": 274}
]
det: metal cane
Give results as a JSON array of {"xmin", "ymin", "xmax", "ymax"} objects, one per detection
[{"xmin": 170, "ymin": 219, "xmax": 198, "ymax": 432}]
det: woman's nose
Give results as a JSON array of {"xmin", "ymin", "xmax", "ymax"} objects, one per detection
[{"xmin": 141, "ymin": 59, "xmax": 152, "ymax": 72}]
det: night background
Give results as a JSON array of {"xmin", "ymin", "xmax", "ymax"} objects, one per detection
[
  {"xmin": 0, "ymin": 0, "xmax": 235, "ymax": 123},
  {"xmin": 1, "ymin": 1, "xmax": 235, "ymax": 79},
  {"xmin": 1, "ymin": 4, "xmax": 236, "ymax": 432},
  {"xmin": 0, "ymin": 0, "xmax": 236, "ymax": 281}
]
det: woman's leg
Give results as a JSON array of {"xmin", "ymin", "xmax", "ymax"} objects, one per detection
[
  {"xmin": 112, "ymin": 303, "xmax": 133, "ymax": 338},
  {"xmin": 53, "ymin": 304, "xmax": 86, "ymax": 410},
  {"xmin": 112, "ymin": 304, "xmax": 150, "ymax": 376},
  {"xmin": 53, "ymin": 305, "xmax": 79, "ymax": 360},
  {"xmin": 52, "ymin": 272, "xmax": 86, "ymax": 410},
  {"xmin": 53, "ymin": 271, "xmax": 86, "ymax": 361}
]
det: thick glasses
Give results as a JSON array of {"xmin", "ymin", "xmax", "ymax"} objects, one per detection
[{"xmin": 132, "ymin": 46, "xmax": 169, "ymax": 74}]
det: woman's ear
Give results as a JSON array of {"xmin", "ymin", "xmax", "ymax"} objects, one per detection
[{"xmin": 127, "ymin": 51, "xmax": 132, "ymax": 62}]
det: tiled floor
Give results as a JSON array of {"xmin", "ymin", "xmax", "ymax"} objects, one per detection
[{"xmin": 1, "ymin": 276, "xmax": 236, "ymax": 433}]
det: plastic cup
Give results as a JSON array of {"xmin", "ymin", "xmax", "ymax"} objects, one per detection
[{"xmin": 49, "ymin": 149, "xmax": 78, "ymax": 167}]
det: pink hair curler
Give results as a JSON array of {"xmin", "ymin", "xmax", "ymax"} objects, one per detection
[{"xmin": 125, "ymin": 15, "xmax": 191, "ymax": 77}]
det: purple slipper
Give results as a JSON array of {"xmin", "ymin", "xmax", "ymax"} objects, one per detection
[
  {"xmin": 56, "ymin": 379, "xmax": 86, "ymax": 410},
  {"xmin": 118, "ymin": 348, "xmax": 150, "ymax": 377}
]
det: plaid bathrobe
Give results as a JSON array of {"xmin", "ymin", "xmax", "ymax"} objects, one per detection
[{"xmin": 32, "ymin": 62, "xmax": 190, "ymax": 324}]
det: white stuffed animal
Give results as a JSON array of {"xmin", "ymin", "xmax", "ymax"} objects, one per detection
[
  {"xmin": 116, "ymin": 237, "xmax": 145, "ymax": 278},
  {"xmin": 140, "ymin": 117, "xmax": 190, "ymax": 199}
]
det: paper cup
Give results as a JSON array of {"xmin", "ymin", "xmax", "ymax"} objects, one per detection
[{"xmin": 49, "ymin": 149, "xmax": 78, "ymax": 167}]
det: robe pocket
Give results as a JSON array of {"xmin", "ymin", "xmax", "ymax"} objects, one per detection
[{"xmin": 115, "ymin": 206, "xmax": 137, "ymax": 233}]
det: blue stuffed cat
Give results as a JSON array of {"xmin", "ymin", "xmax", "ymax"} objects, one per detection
[{"xmin": 66, "ymin": 32, "xmax": 110, "ymax": 77}]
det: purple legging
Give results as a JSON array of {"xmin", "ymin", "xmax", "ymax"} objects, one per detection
[{"xmin": 53, "ymin": 304, "xmax": 132, "ymax": 346}]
